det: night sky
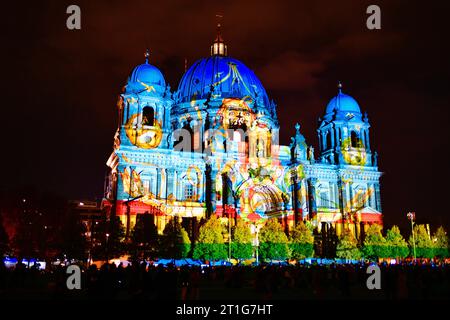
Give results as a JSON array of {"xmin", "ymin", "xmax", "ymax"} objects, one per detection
[{"xmin": 2, "ymin": 0, "xmax": 449, "ymax": 232}]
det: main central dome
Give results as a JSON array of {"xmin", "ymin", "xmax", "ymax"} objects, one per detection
[{"xmin": 176, "ymin": 55, "xmax": 270, "ymax": 106}]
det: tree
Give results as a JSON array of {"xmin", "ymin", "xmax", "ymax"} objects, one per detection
[
  {"xmin": 193, "ymin": 215, "xmax": 227, "ymax": 262},
  {"xmin": 289, "ymin": 221, "xmax": 314, "ymax": 260},
  {"xmin": 92, "ymin": 216, "xmax": 125, "ymax": 260},
  {"xmin": 409, "ymin": 224, "xmax": 434, "ymax": 259},
  {"xmin": 433, "ymin": 226, "xmax": 449, "ymax": 259},
  {"xmin": 259, "ymin": 218, "xmax": 290, "ymax": 261},
  {"xmin": 231, "ymin": 220, "xmax": 253, "ymax": 261},
  {"xmin": 336, "ymin": 228, "xmax": 361, "ymax": 261},
  {"xmin": 131, "ymin": 214, "xmax": 159, "ymax": 259},
  {"xmin": 161, "ymin": 218, "xmax": 191, "ymax": 259},
  {"xmin": 385, "ymin": 225, "xmax": 409, "ymax": 259},
  {"xmin": 60, "ymin": 213, "xmax": 87, "ymax": 261},
  {"xmin": 362, "ymin": 224, "xmax": 388, "ymax": 260}
]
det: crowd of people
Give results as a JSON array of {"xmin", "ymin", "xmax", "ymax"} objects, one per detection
[{"xmin": 0, "ymin": 260, "xmax": 449, "ymax": 300}]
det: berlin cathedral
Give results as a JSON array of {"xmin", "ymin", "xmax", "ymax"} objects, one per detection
[{"xmin": 103, "ymin": 25, "xmax": 383, "ymax": 240}]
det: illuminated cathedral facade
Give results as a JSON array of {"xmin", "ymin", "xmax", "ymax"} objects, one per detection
[{"xmin": 103, "ymin": 27, "xmax": 383, "ymax": 239}]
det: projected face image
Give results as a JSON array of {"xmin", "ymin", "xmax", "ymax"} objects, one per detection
[{"xmin": 220, "ymin": 98, "xmax": 255, "ymax": 128}]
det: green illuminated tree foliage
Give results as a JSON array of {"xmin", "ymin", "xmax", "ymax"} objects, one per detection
[
  {"xmin": 259, "ymin": 218, "xmax": 290, "ymax": 261},
  {"xmin": 409, "ymin": 224, "xmax": 434, "ymax": 259},
  {"xmin": 362, "ymin": 224, "xmax": 388, "ymax": 260},
  {"xmin": 433, "ymin": 226, "xmax": 449, "ymax": 259},
  {"xmin": 193, "ymin": 215, "xmax": 227, "ymax": 262},
  {"xmin": 289, "ymin": 221, "xmax": 314, "ymax": 260},
  {"xmin": 385, "ymin": 225, "xmax": 409, "ymax": 259},
  {"xmin": 161, "ymin": 219, "xmax": 191, "ymax": 259},
  {"xmin": 336, "ymin": 228, "xmax": 361, "ymax": 261},
  {"xmin": 231, "ymin": 220, "xmax": 253, "ymax": 261}
]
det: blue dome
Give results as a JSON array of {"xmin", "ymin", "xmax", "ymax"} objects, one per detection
[
  {"xmin": 325, "ymin": 91, "xmax": 361, "ymax": 114},
  {"xmin": 129, "ymin": 62, "xmax": 166, "ymax": 87},
  {"xmin": 177, "ymin": 56, "xmax": 269, "ymax": 106}
]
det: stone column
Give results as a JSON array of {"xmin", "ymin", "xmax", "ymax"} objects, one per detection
[
  {"xmin": 330, "ymin": 128, "xmax": 335, "ymax": 149},
  {"xmin": 167, "ymin": 168, "xmax": 174, "ymax": 199},
  {"xmin": 156, "ymin": 168, "xmax": 161, "ymax": 199},
  {"xmin": 369, "ymin": 184, "xmax": 376, "ymax": 208},
  {"xmin": 374, "ymin": 183, "xmax": 382, "ymax": 212},
  {"xmin": 347, "ymin": 181, "xmax": 353, "ymax": 213},
  {"xmin": 160, "ymin": 168, "xmax": 167, "ymax": 199},
  {"xmin": 307, "ymin": 177, "xmax": 317, "ymax": 219},
  {"xmin": 338, "ymin": 179, "xmax": 347, "ymax": 221},
  {"xmin": 360, "ymin": 129, "xmax": 366, "ymax": 148},
  {"xmin": 365, "ymin": 130, "xmax": 371, "ymax": 150},
  {"xmin": 291, "ymin": 170, "xmax": 300, "ymax": 224},
  {"xmin": 318, "ymin": 133, "xmax": 322, "ymax": 151},
  {"xmin": 196, "ymin": 171, "xmax": 202, "ymax": 202},
  {"xmin": 300, "ymin": 179, "xmax": 308, "ymax": 219},
  {"xmin": 173, "ymin": 170, "xmax": 178, "ymax": 201}
]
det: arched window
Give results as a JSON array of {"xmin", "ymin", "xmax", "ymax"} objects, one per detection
[
  {"xmin": 326, "ymin": 131, "xmax": 332, "ymax": 149},
  {"xmin": 174, "ymin": 122, "xmax": 194, "ymax": 152},
  {"xmin": 184, "ymin": 183, "xmax": 194, "ymax": 201},
  {"xmin": 351, "ymin": 131, "xmax": 359, "ymax": 148},
  {"xmin": 317, "ymin": 184, "xmax": 330, "ymax": 208},
  {"xmin": 245, "ymin": 136, "xmax": 249, "ymax": 156},
  {"xmin": 142, "ymin": 106, "xmax": 154, "ymax": 126}
]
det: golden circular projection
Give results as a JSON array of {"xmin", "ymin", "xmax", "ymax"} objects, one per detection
[
  {"xmin": 341, "ymin": 137, "xmax": 367, "ymax": 166},
  {"xmin": 125, "ymin": 114, "xmax": 163, "ymax": 149}
]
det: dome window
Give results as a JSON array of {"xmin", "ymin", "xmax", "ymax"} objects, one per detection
[
  {"xmin": 142, "ymin": 106, "xmax": 154, "ymax": 126},
  {"xmin": 351, "ymin": 131, "xmax": 359, "ymax": 148}
]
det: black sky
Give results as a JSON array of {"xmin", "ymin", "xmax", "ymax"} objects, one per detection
[{"xmin": 1, "ymin": 0, "xmax": 449, "ymax": 231}]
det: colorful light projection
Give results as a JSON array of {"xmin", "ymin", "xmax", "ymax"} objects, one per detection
[
  {"xmin": 137, "ymin": 80, "xmax": 156, "ymax": 93},
  {"xmin": 217, "ymin": 159, "xmax": 290, "ymax": 223},
  {"xmin": 120, "ymin": 167, "xmax": 144, "ymax": 198},
  {"xmin": 217, "ymin": 97, "xmax": 255, "ymax": 130},
  {"xmin": 118, "ymin": 164, "xmax": 205, "ymax": 217},
  {"xmin": 125, "ymin": 115, "xmax": 163, "ymax": 149},
  {"xmin": 340, "ymin": 136, "xmax": 367, "ymax": 166}
]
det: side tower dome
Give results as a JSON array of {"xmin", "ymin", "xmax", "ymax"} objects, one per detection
[
  {"xmin": 318, "ymin": 82, "xmax": 374, "ymax": 166},
  {"xmin": 125, "ymin": 50, "xmax": 166, "ymax": 95}
]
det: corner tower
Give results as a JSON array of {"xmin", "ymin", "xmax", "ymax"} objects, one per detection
[{"xmin": 318, "ymin": 82, "xmax": 373, "ymax": 167}]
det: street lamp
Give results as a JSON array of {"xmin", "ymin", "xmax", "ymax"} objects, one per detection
[
  {"xmin": 105, "ymin": 232, "xmax": 110, "ymax": 264},
  {"xmin": 228, "ymin": 210, "xmax": 232, "ymax": 262},
  {"xmin": 251, "ymin": 223, "xmax": 260, "ymax": 266},
  {"xmin": 407, "ymin": 212, "xmax": 416, "ymax": 263}
]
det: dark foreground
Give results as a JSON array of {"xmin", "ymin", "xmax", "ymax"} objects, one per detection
[{"xmin": 1, "ymin": 262, "xmax": 449, "ymax": 300}]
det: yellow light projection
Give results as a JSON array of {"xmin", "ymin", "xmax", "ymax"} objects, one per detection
[
  {"xmin": 125, "ymin": 114, "xmax": 163, "ymax": 149},
  {"xmin": 120, "ymin": 165, "xmax": 204, "ymax": 217},
  {"xmin": 211, "ymin": 62, "xmax": 255, "ymax": 96},
  {"xmin": 217, "ymin": 97, "xmax": 255, "ymax": 130},
  {"xmin": 217, "ymin": 159, "xmax": 288, "ymax": 223},
  {"xmin": 341, "ymin": 137, "xmax": 367, "ymax": 166},
  {"xmin": 137, "ymin": 80, "xmax": 156, "ymax": 93},
  {"xmin": 120, "ymin": 167, "xmax": 144, "ymax": 198}
]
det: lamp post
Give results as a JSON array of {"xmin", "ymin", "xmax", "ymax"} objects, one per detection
[
  {"xmin": 407, "ymin": 212, "xmax": 416, "ymax": 263},
  {"xmin": 105, "ymin": 232, "xmax": 110, "ymax": 264},
  {"xmin": 125, "ymin": 194, "xmax": 144, "ymax": 241},
  {"xmin": 228, "ymin": 210, "xmax": 232, "ymax": 262},
  {"xmin": 252, "ymin": 223, "xmax": 260, "ymax": 266}
]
